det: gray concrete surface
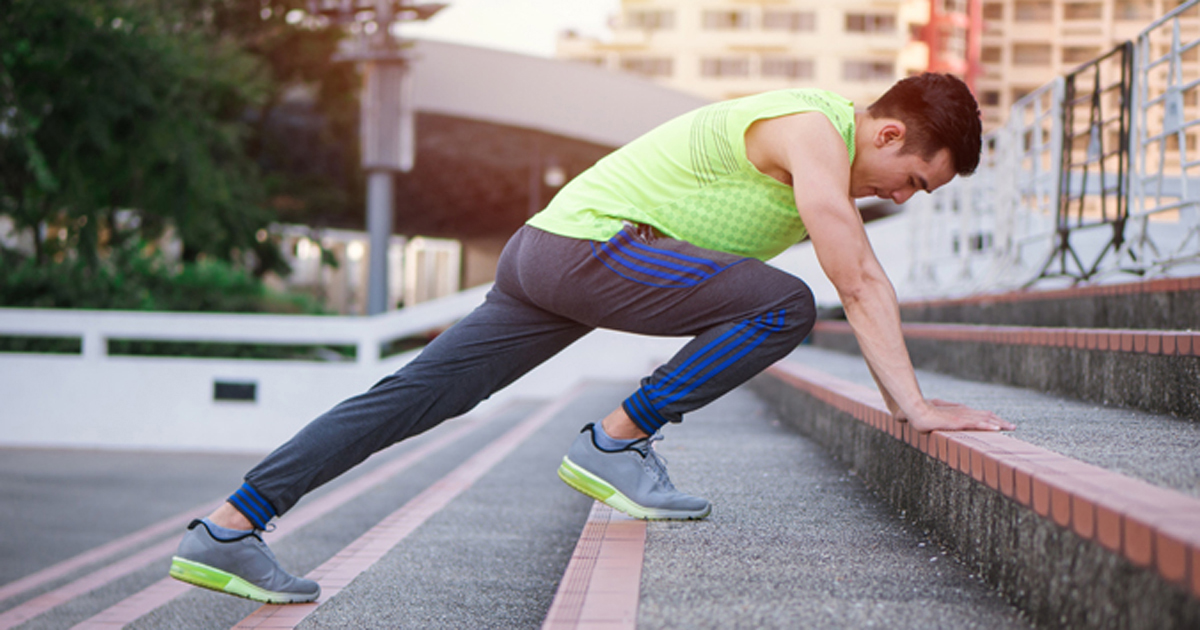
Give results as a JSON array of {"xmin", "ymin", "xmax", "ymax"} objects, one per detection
[
  {"xmin": 787, "ymin": 346, "xmax": 1200, "ymax": 498},
  {"xmin": 128, "ymin": 401, "xmax": 554, "ymax": 630},
  {"xmin": 0, "ymin": 448, "xmax": 262, "ymax": 588},
  {"xmin": 752, "ymin": 347, "xmax": 1200, "ymax": 630},
  {"xmin": 813, "ymin": 325, "xmax": 1200, "ymax": 423},
  {"xmin": 2, "ymin": 403, "xmax": 542, "ymax": 628},
  {"xmin": 4, "ymin": 380, "xmax": 1035, "ymax": 629},
  {"xmin": 897, "ymin": 287, "xmax": 1200, "ymax": 330},
  {"xmin": 296, "ymin": 386, "xmax": 613, "ymax": 629},
  {"xmin": 640, "ymin": 386, "xmax": 1031, "ymax": 629}
]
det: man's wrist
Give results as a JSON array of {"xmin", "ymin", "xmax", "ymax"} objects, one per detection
[{"xmin": 898, "ymin": 398, "xmax": 931, "ymax": 420}]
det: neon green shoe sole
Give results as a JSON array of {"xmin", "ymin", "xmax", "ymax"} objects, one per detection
[
  {"xmin": 558, "ymin": 456, "xmax": 711, "ymax": 520},
  {"xmin": 170, "ymin": 556, "xmax": 318, "ymax": 604}
]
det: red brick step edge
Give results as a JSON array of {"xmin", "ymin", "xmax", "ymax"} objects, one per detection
[{"xmin": 766, "ymin": 360, "xmax": 1200, "ymax": 599}]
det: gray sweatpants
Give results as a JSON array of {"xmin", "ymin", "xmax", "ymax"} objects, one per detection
[{"xmin": 241, "ymin": 224, "xmax": 815, "ymax": 519}]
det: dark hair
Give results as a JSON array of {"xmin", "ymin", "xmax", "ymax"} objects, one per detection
[{"xmin": 867, "ymin": 73, "xmax": 982, "ymax": 175}]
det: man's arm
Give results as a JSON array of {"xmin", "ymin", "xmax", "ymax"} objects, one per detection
[{"xmin": 747, "ymin": 113, "xmax": 1012, "ymax": 432}]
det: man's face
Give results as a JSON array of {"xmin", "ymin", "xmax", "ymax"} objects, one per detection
[{"xmin": 850, "ymin": 140, "xmax": 956, "ymax": 205}]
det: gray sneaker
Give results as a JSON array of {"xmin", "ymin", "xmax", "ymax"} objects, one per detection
[
  {"xmin": 558, "ymin": 424, "xmax": 712, "ymax": 520},
  {"xmin": 169, "ymin": 520, "xmax": 320, "ymax": 604}
]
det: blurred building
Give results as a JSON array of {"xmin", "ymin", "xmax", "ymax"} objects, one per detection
[
  {"xmin": 271, "ymin": 226, "xmax": 465, "ymax": 315},
  {"xmin": 556, "ymin": 1, "xmax": 980, "ymax": 106},
  {"xmin": 976, "ymin": 0, "xmax": 1191, "ymax": 129},
  {"xmin": 274, "ymin": 39, "xmax": 709, "ymax": 314}
]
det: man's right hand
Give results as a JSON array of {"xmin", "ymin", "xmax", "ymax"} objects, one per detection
[{"xmin": 901, "ymin": 399, "xmax": 1015, "ymax": 433}]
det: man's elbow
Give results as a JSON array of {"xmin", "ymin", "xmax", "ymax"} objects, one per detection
[
  {"xmin": 832, "ymin": 270, "xmax": 887, "ymax": 309},
  {"xmin": 833, "ymin": 276, "xmax": 869, "ymax": 308}
]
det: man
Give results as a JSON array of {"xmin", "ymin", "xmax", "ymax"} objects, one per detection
[{"xmin": 169, "ymin": 73, "xmax": 1015, "ymax": 604}]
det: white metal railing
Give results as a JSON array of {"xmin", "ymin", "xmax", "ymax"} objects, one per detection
[
  {"xmin": 0, "ymin": 286, "xmax": 488, "ymax": 450},
  {"xmin": 1128, "ymin": 0, "xmax": 1200, "ymax": 274},
  {"xmin": 0, "ymin": 284, "xmax": 490, "ymax": 366},
  {"xmin": 0, "ymin": 283, "xmax": 688, "ymax": 451},
  {"xmin": 905, "ymin": 1, "xmax": 1200, "ymax": 299}
]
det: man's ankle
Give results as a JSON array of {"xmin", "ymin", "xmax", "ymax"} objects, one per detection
[
  {"xmin": 600, "ymin": 407, "xmax": 649, "ymax": 441},
  {"xmin": 208, "ymin": 502, "xmax": 255, "ymax": 531},
  {"xmin": 593, "ymin": 421, "xmax": 638, "ymax": 451}
]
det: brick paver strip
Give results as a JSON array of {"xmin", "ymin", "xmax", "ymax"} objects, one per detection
[
  {"xmin": 0, "ymin": 499, "xmax": 220, "ymax": 607},
  {"xmin": 766, "ymin": 360, "xmax": 1200, "ymax": 599},
  {"xmin": 542, "ymin": 502, "xmax": 646, "ymax": 630},
  {"xmin": 813, "ymin": 320, "xmax": 1200, "ymax": 357},
  {"xmin": 233, "ymin": 386, "xmax": 587, "ymax": 629},
  {"xmin": 62, "ymin": 409, "xmax": 500, "ymax": 630}
]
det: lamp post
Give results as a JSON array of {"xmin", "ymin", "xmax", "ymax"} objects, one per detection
[{"xmin": 307, "ymin": 0, "xmax": 447, "ymax": 315}]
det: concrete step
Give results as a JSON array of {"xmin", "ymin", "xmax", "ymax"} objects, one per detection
[
  {"xmin": 810, "ymin": 320, "xmax": 1200, "ymax": 421},
  {"xmin": 546, "ymin": 385, "xmax": 1031, "ymax": 629},
  {"xmin": 750, "ymin": 346, "xmax": 1200, "ymax": 630},
  {"xmin": 0, "ymin": 396, "xmax": 589, "ymax": 629},
  {"xmin": 0, "ymin": 380, "xmax": 1036, "ymax": 629},
  {"xmin": 896, "ymin": 275, "xmax": 1200, "ymax": 330}
]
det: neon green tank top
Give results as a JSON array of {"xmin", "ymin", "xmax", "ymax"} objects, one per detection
[{"xmin": 526, "ymin": 89, "xmax": 855, "ymax": 261}]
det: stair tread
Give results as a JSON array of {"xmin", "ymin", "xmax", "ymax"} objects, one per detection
[{"xmin": 788, "ymin": 346, "xmax": 1200, "ymax": 499}]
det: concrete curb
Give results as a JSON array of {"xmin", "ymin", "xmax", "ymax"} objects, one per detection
[
  {"xmin": 898, "ymin": 276, "xmax": 1200, "ymax": 330},
  {"xmin": 749, "ymin": 360, "xmax": 1200, "ymax": 630},
  {"xmin": 811, "ymin": 321, "xmax": 1200, "ymax": 421},
  {"xmin": 902, "ymin": 277, "xmax": 1200, "ymax": 331}
]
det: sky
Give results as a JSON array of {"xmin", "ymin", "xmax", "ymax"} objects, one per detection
[{"xmin": 398, "ymin": 0, "xmax": 620, "ymax": 58}]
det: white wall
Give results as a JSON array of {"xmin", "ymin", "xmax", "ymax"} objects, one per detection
[{"xmin": 0, "ymin": 287, "xmax": 687, "ymax": 452}]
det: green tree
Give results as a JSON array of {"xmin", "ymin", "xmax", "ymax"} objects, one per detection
[
  {"xmin": 166, "ymin": 0, "xmax": 363, "ymax": 236},
  {"xmin": 0, "ymin": 0, "xmax": 275, "ymax": 266},
  {"xmin": 0, "ymin": 0, "xmax": 360, "ymax": 310}
]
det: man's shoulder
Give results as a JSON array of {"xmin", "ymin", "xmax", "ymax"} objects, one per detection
[{"xmin": 741, "ymin": 88, "xmax": 853, "ymax": 109}]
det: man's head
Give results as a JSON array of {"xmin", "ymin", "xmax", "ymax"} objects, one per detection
[
  {"xmin": 849, "ymin": 73, "xmax": 982, "ymax": 204},
  {"xmin": 867, "ymin": 72, "xmax": 983, "ymax": 176}
]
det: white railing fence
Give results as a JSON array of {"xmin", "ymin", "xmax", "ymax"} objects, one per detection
[
  {"xmin": 0, "ymin": 286, "xmax": 686, "ymax": 451},
  {"xmin": 905, "ymin": 1, "xmax": 1200, "ymax": 299}
]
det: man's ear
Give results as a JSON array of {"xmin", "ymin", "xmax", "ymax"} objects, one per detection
[{"xmin": 875, "ymin": 120, "xmax": 907, "ymax": 148}]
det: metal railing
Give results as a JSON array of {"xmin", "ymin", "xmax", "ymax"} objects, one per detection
[
  {"xmin": 1040, "ymin": 41, "xmax": 1134, "ymax": 283},
  {"xmin": 1129, "ymin": 1, "xmax": 1200, "ymax": 274},
  {"xmin": 905, "ymin": 0, "xmax": 1200, "ymax": 298}
]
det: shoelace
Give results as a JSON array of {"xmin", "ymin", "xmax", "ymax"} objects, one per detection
[{"xmin": 636, "ymin": 433, "xmax": 677, "ymax": 491}]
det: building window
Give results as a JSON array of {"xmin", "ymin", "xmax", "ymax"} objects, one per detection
[
  {"xmin": 940, "ymin": 25, "xmax": 967, "ymax": 60},
  {"xmin": 1013, "ymin": 44, "xmax": 1052, "ymax": 65},
  {"xmin": 981, "ymin": 91, "xmax": 1002, "ymax": 106},
  {"xmin": 1014, "ymin": 1, "xmax": 1053, "ymax": 21},
  {"xmin": 846, "ymin": 13, "xmax": 897, "ymax": 33},
  {"xmin": 1115, "ymin": 1, "xmax": 1154, "ymax": 20},
  {"xmin": 761, "ymin": 57, "xmax": 815, "ymax": 79},
  {"xmin": 1064, "ymin": 2, "xmax": 1103, "ymax": 20},
  {"xmin": 982, "ymin": 46, "xmax": 1003, "ymax": 63},
  {"xmin": 843, "ymin": 60, "xmax": 895, "ymax": 81},
  {"xmin": 983, "ymin": 2, "xmax": 1004, "ymax": 20},
  {"xmin": 701, "ymin": 57, "xmax": 751, "ymax": 77},
  {"xmin": 763, "ymin": 10, "xmax": 816, "ymax": 32},
  {"xmin": 703, "ymin": 10, "xmax": 751, "ymax": 30},
  {"xmin": 625, "ymin": 9, "xmax": 675, "ymax": 30},
  {"xmin": 1063, "ymin": 46, "xmax": 1101, "ymax": 64},
  {"xmin": 942, "ymin": 0, "xmax": 968, "ymax": 14},
  {"xmin": 620, "ymin": 56, "xmax": 673, "ymax": 77}
]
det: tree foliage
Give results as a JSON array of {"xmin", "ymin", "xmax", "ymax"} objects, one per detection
[{"xmin": 0, "ymin": 0, "xmax": 360, "ymax": 310}]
